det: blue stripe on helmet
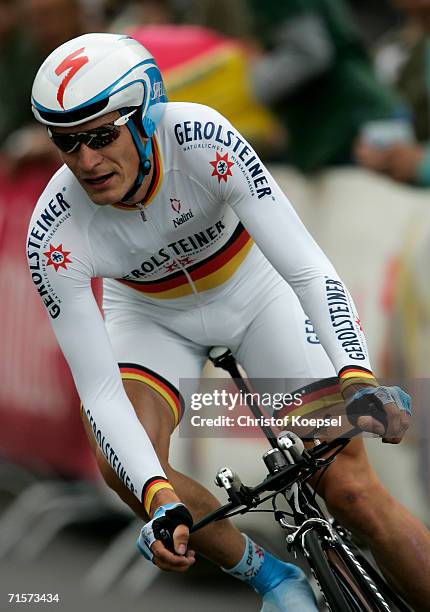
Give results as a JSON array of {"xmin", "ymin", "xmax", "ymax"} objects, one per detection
[{"xmin": 33, "ymin": 58, "xmax": 166, "ymax": 114}]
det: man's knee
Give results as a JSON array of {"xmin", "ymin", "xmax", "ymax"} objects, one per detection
[
  {"xmin": 324, "ymin": 475, "xmax": 373, "ymax": 518},
  {"xmin": 327, "ymin": 481, "xmax": 390, "ymax": 542},
  {"xmin": 317, "ymin": 442, "xmax": 389, "ymax": 536}
]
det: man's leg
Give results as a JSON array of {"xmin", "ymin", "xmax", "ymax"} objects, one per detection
[
  {"xmin": 81, "ymin": 379, "xmax": 246, "ymax": 568},
  {"xmin": 99, "ymin": 283, "xmax": 316, "ymax": 608},
  {"xmin": 82, "ymin": 378, "xmax": 317, "ymax": 610},
  {"xmin": 99, "ymin": 298, "xmax": 248, "ymax": 565},
  {"xmin": 82, "ymin": 379, "xmax": 255, "ymax": 568},
  {"xmin": 234, "ymin": 281, "xmax": 430, "ymax": 609},
  {"xmin": 314, "ymin": 437, "xmax": 430, "ymax": 610}
]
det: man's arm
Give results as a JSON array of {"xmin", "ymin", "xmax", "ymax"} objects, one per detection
[
  {"xmin": 227, "ymin": 176, "xmax": 373, "ymax": 385},
  {"xmin": 209, "ymin": 116, "xmax": 411, "ymax": 441},
  {"xmin": 181, "ymin": 105, "xmax": 371, "ymax": 381},
  {"xmin": 26, "ymin": 216, "xmax": 176, "ymax": 515},
  {"xmin": 55, "ymin": 285, "xmax": 174, "ymax": 505}
]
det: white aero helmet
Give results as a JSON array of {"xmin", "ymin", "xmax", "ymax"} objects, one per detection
[{"xmin": 31, "ymin": 33, "xmax": 168, "ymax": 199}]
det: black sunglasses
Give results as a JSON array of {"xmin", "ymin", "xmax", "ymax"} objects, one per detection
[{"xmin": 47, "ymin": 109, "xmax": 137, "ymax": 154}]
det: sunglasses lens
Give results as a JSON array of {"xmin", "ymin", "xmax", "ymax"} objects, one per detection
[
  {"xmin": 49, "ymin": 124, "xmax": 121, "ymax": 153},
  {"xmin": 87, "ymin": 125, "xmax": 120, "ymax": 149},
  {"xmin": 49, "ymin": 132, "xmax": 80, "ymax": 153}
]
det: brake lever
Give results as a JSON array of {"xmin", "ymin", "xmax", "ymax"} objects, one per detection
[
  {"xmin": 215, "ymin": 467, "xmax": 254, "ymax": 506},
  {"xmin": 158, "ymin": 527, "xmax": 176, "ymax": 554}
]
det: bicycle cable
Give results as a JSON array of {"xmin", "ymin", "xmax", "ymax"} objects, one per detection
[
  {"xmin": 213, "ymin": 487, "xmax": 296, "ymax": 522},
  {"xmin": 311, "ymin": 439, "xmax": 350, "ymax": 501},
  {"xmin": 272, "ymin": 491, "xmax": 295, "ymax": 518}
]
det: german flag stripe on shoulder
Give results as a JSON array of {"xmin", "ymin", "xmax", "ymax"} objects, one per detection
[
  {"xmin": 142, "ymin": 476, "xmax": 174, "ymax": 515},
  {"xmin": 119, "ymin": 363, "xmax": 185, "ymax": 427}
]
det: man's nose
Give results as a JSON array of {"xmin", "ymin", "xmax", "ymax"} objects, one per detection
[{"xmin": 77, "ymin": 143, "xmax": 103, "ymax": 172}]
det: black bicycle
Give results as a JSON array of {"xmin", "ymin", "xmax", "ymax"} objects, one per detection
[{"xmin": 190, "ymin": 347, "xmax": 411, "ymax": 612}]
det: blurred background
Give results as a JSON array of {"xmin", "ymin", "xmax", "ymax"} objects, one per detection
[{"xmin": 1, "ymin": 0, "xmax": 430, "ymax": 609}]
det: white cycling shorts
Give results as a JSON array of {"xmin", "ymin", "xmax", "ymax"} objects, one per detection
[{"xmin": 103, "ymin": 266, "xmax": 337, "ymax": 427}]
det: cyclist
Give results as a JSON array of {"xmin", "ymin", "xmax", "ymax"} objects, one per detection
[{"xmin": 27, "ymin": 34, "xmax": 429, "ymax": 610}]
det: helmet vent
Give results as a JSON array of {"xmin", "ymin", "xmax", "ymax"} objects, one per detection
[{"xmin": 37, "ymin": 97, "xmax": 109, "ymax": 124}]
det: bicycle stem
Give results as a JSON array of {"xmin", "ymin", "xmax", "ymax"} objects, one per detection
[{"xmin": 210, "ymin": 349, "xmax": 278, "ymax": 447}]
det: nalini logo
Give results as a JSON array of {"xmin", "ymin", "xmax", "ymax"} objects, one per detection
[
  {"xmin": 210, "ymin": 152, "xmax": 234, "ymax": 183},
  {"xmin": 55, "ymin": 47, "xmax": 89, "ymax": 109},
  {"xmin": 173, "ymin": 209, "xmax": 194, "ymax": 228},
  {"xmin": 170, "ymin": 197, "xmax": 194, "ymax": 228},
  {"xmin": 170, "ymin": 198, "xmax": 181, "ymax": 213},
  {"xmin": 44, "ymin": 244, "xmax": 72, "ymax": 271}
]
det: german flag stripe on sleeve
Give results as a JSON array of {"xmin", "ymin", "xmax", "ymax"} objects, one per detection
[
  {"xmin": 338, "ymin": 366, "xmax": 378, "ymax": 392},
  {"xmin": 338, "ymin": 366, "xmax": 374, "ymax": 379},
  {"xmin": 119, "ymin": 363, "xmax": 185, "ymax": 427},
  {"xmin": 143, "ymin": 476, "xmax": 174, "ymax": 515}
]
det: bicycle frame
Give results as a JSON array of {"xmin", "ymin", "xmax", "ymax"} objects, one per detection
[
  {"xmin": 191, "ymin": 346, "xmax": 360, "ymax": 532},
  {"xmin": 190, "ymin": 347, "xmax": 411, "ymax": 612}
]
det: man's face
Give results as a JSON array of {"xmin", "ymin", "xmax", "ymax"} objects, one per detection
[{"xmin": 53, "ymin": 111, "xmax": 141, "ymax": 206}]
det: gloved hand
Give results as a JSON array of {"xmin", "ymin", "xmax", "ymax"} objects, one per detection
[
  {"xmin": 137, "ymin": 502, "xmax": 195, "ymax": 571},
  {"xmin": 346, "ymin": 385, "xmax": 411, "ymax": 444}
]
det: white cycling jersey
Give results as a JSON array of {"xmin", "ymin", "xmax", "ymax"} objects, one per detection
[{"xmin": 26, "ymin": 102, "xmax": 373, "ymax": 507}]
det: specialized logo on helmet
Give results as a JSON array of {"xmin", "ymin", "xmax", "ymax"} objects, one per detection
[
  {"xmin": 151, "ymin": 81, "xmax": 165, "ymax": 100},
  {"xmin": 55, "ymin": 47, "xmax": 89, "ymax": 109},
  {"xmin": 210, "ymin": 152, "xmax": 234, "ymax": 183},
  {"xmin": 44, "ymin": 244, "xmax": 72, "ymax": 272}
]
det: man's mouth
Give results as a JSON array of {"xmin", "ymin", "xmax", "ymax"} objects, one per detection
[{"xmin": 84, "ymin": 173, "xmax": 115, "ymax": 186}]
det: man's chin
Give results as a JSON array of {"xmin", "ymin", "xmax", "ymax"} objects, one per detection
[
  {"xmin": 90, "ymin": 194, "xmax": 117, "ymax": 206},
  {"xmin": 77, "ymin": 173, "xmax": 121, "ymax": 204},
  {"xmin": 81, "ymin": 183, "xmax": 118, "ymax": 206}
]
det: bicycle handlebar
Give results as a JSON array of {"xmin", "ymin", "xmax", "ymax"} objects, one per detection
[
  {"xmin": 208, "ymin": 346, "xmax": 390, "ymax": 437},
  {"xmin": 194, "ymin": 347, "xmax": 391, "ymax": 535},
  {"xmin": 190, "ymin": 427, "xmax": 361, "ymax": 534}
]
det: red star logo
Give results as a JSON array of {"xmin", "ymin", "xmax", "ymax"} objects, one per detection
[
  {"xmin": 165, "ymin": 257, "xmax": 194, "ymax": 273},
  {"xmin": 179, "ymin": 257, "xmax": 194, "ymax": 266},
  {"xmin": 209, "ymin": 152, "xmax": 234, "ymax": 183},
  {"xmin": 165, "ymin": 262, "xmax": 179, "ymax": 273},
  {"xmin": 44, "ymin": 244, "xmax": 72, "ymax": 272},
  {"xmin": 355, "ymin": 317, "xmax": 364, "ymax": 332}
]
